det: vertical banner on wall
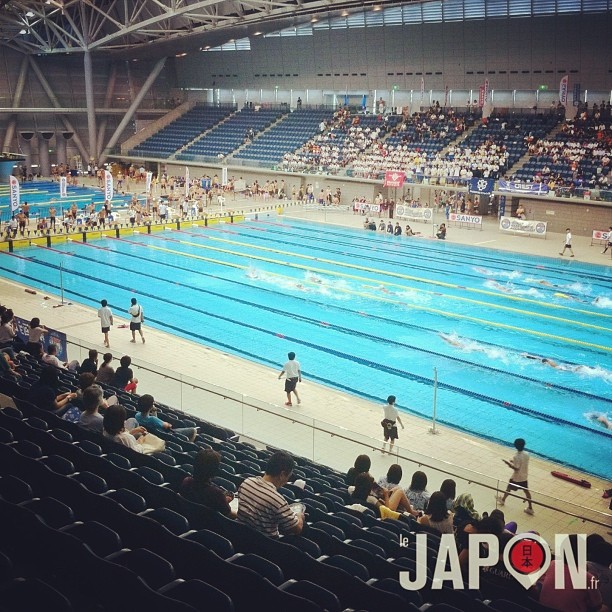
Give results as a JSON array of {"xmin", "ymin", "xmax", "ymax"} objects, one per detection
[
  {"xmin": 478, "ymin": 86, "xmax": 485, "ymax": 108},
  {"xmin": 145, "ymin": 171, "xmax": 152, "ymax": 194},
  {"xmin": 483, "ymin": 79, "xmax": 490, "ymax": 104},
  {"xmin": 185, "ymin": 167, "xmax": 190, "ymax": 198},
  {"xmin": 9, "ymin": 175, "xmax": 20, "ymax": 212},
  {"xmin": 59, "ymin": 176, "xmax": 67, "ymax": 198},
  {"xmin": 221, "ymin": 167, "xmax": 228, "ymax": 187},
  {"xmin": 572, "ymin": 83, "xmax": 581, "ymax": 107},
  {"xmin": 499, "ymin": 195, "xmax": 506, "ymax": 218},
  {"xmin": 104, "ymin": 170, "xmax": 113, "ymax": 201},
  {"xmin": 444, "ymin": 85, "xmax": 449, "ymax": 107},
  {"xmin": 420, "ymin": 77, "xmax": 425, "ymax": 102},
  {"xmin": 559, "ymin": 76, "xmax": 569, "ymax": 107}
]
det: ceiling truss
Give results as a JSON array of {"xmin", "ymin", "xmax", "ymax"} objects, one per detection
[{"xmin": 0, "ymin": 0, "xmax": 409, "ymax": 58}]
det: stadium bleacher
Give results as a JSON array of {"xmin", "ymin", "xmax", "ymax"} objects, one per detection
[
  {"xmin": 176, "ymin": 107, "xmax": 289, "ymax": 162},
  {"xmin": 129, "ymin": 105, "xmax": 234, "ymax": 158},
  {"xmin": 0, "ymin": 343, "xmax": 571, "ymax": 612},
  {"xmin": 233, "ymin": 109, "xmax": 335, "ymax": 166}
]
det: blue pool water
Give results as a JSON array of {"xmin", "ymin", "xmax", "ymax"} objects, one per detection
[
  {"xmin": 2, "ymin": 218, "xmax": 611, "ymax": 477},
  {"xmin": 0, "ymin": 180, "xmax": 131, "ymax": 222}
]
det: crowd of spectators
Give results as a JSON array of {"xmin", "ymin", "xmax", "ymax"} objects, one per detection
[
  {"xmin": 2, "ymin": 298, "xmax": 610, "ymax": 610},
  {"xmin": 522, "ymin": 109, "xmax": 612, "ymax": 192},
  {"xmin": 344, "ymin": 453, "xmax": 611, "ymax": 609}
]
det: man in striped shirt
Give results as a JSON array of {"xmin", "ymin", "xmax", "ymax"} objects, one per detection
[{"xmin": 237, "ymin": 451, "xmax": 304, "ymax": 538}]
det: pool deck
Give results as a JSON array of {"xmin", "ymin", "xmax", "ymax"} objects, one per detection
[{"xmin": 1, "ymin": 193, "xmax": 610, "ymax": 541}]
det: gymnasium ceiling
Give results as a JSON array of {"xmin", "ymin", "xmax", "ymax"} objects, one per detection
[{"xmin": 0, "ymin": 0, "xmax": 410, "ymax": 60}]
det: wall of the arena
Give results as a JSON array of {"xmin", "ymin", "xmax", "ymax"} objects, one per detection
[
  {"xmin": 176, "ymin": 14, "xmax": 612, "ymax": 100},
  {"xmin": 517, "ymin": 196, "xmax": 612, "ymax": 236},
  {"xmin": 164, "ymin": 163, "xmax": 380, "ymax": 204},
  {"xmin": 0, "ymin": 48, "xmax": 177, "ymax": 170}
]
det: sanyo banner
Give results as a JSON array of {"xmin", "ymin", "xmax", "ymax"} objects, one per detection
[
  {"xmin": 399, "ymin": 533, "xmax": 591, "ymax": 592},
  {"xmin": 449, "ymin": 213, "xmax": 482, "ymax": 227}
]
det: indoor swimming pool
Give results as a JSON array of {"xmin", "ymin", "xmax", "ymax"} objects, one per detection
[{"xmin": 2, "ymin": 218, "xmax": 611, "ymax": 477}]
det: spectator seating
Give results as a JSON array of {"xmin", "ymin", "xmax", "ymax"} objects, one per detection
[
  {"xmin": 514, "ymin": 118, "xmax": 612, "ymax": 196},
  {"xmin": 129, "ymin": 105, "xmax": 233, "ymax": 158},
  {"xmin": 1, "ymin": 365, "xmax": 554, "ymax": 611},
  {"xmin": 177, "ymin": 107, "xmax": 289, "ymax": 161},
  {"xmin": 0, "ymin": 342, "xmax": 571, "ymax": 611},
  {"xmin": 233, "ymin": 109, "xmax": 335, "ymax": 165}
]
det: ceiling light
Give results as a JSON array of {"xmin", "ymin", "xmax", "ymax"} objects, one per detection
[
  {"xmin": 253, "ymin": 31, "xmax": 262, "ymax": 36},
  {"xmin": 341, "ymin": 11, "xmax": 349, "ymax": 17},
  {"xmin": 311, "ymin": 17, "xmax": 318, "ymax": 23},
  {"xmin": 26, "ymin": 11, "xmax": 35, "ymax": 17},
  {"xmin": 19, "ymin": 29, "xmax": 27, "ymax": 34},
  {"xmin": 373, "ymin": 5, "xmax": 382, "ymax": 11}
]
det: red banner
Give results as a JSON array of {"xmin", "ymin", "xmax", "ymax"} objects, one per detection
[
  {"xmin": 384, "ymin": 171, "xmax": 405, "ymax": 188},
  {"xmin": 478, "ymin": 86, "xmax": 485, "ymax": 108}
]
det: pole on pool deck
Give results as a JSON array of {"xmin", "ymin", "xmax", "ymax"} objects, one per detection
[
  {"xmin": 429, "ymin": 366, "xmax": 440, "ymax": 435},
  {"xmin": 59, "ymin": 261, "xmax": 65, "ymax": 305}
]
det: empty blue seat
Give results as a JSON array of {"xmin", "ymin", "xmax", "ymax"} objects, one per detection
[
  {"xmin": 0, "ymin": 475, "xmax": 33, "ymax": 504},
  {"xmin": 104, "ymin": 488, "xmax": 148, "ymax": 513},
  {"xmin": 183, "ymin": 529, "xmax": 234, "ymax": 559},
  {"xmin": 159, "ymin": 579, "xmax": 234, "ymax": 612},
  {"xmin": 280, "ymin": 579, "xmax": 341, "ymax": 612},
  {"xmin": 62, "ymin": 520, "xmax": 123, "ymax": 557},
  {"xmin": 229, "ymin": 552, "xmax": 284, "ymax": 586},
  {"xmin": 107, "ymin": 547, "xmax": 176, "ymax": 590},
  {"xmin": 20, "ymin": 496, "xmax": 75, "ymax": 529},
  {"xmin": 141, "ymin": 507, "xmax": 190, "ymax": 536},
  {"xmin": 323, "ymin": 554, "xmax": 369, "ymax": 582}
]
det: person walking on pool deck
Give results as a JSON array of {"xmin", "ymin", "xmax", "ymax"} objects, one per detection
[
  {"xmin": 381, "ymin": 395, "xmax": 404, "ymax": 454},
  {"xmin": 559, "ymin": 227, "xmax": 575, "ymax": 257},
  {"xmin": 128, "ymin": 298, "xmax": 145, "ymax": 344},
  {"xmin": 497, "ymin": 438, "xmax": 534, "ymax": 515},
  {"xmin": 602, "ymin": 226, "xmax": 612, "ymax": 254},
  {"xmin": 98, "ymin": 299, "xmax": 113, "ymax": 348},
  {"xmin": 278, "ymin": 351, "xmax": 301, "ymax": 406}
]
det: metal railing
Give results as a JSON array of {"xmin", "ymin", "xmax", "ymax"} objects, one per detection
[{"xmin": 65, "ymin": 334, "xmax": 612, "ymax": 538}]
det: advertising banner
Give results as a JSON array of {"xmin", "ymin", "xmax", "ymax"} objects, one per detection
[
  {"xmin": 498, "ymin": 180, "xmax": 549, "ymax": 195},
  {"xmin": 59, "ymin": 176, "xmax": 67, "ymax": 198},
  {"xmin": 449, "ymin": 213, "xmax": 482, "ymax": 226},
  {"xmin": 469, "ymin": 178, "xmax": 494, "ymax": 195},
  {"xmin": 559, "ymin": 76, "xmax": 569, "ymax": 107},
  {"xmin": 499, "ymin": 216, "xmax": 547, "ymax": 237},
  {"xmin": 9, "ymin": 175, "xmax": 20, "ymax": 212},
  {"xmin": 384, "ymin": 171, "xmax": 406, "ymax": 188},
  {"xmin": 395, "ymin": 205, "xmax": 433, "ymax": 222},
  {"xmin": 14, "ymin": 316, "xmax": 68, "ymax": 361},
  {"xmin": 104, "ymin": 170, "xmax": 113, "ymax": 201}
]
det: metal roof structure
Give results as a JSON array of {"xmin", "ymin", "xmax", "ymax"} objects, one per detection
[{"xmin": 0, "ymin": 0, "xmax": 410, "ymax": 58}]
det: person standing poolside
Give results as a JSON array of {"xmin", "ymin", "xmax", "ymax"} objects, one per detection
[
  {"xmin": 98, "ymin": 299, "xmax": 113, "ymax": 347},
  {"xmin": 497, "ymin": 438, "xmax": 534, "ymax": 515},
  {"xmin": 278, "ymin": 351, "xmax": 301, "ymax": 406},
  {"xmin": 128, "ymin": 298, "xmax": 145, "ymax": 344},
  {"xmin": 381, "ymin": 395, "xmax": 404, "ymax": 454},
  {"xmin": 559, "ymin": 227, "xmax": 575, "ymax": 257},
  {"xmin": 602, "ymin": 226, "xmax": 612, "ymax": 254}
]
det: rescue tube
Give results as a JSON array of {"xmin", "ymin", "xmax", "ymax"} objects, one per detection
[{"xmin": 551, "ymin": 471, "xmax": 591, "ymax": 488}]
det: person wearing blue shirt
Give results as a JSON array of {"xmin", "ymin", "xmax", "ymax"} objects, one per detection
[{"xmin": 135, "ymin": 394, "xmax": 197, "ymax": 442}]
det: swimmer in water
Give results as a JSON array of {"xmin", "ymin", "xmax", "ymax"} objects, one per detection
[
  {"xmin": 440, "ymin": 334, "xmax": 464, "ymax": 348},
  {"xmin": 522, "ymin": 353, "xmax": 559, "ymax": 368},
  {"xmin": 587, "ymin": 413, "xmax": 612, "ymax": 430}
]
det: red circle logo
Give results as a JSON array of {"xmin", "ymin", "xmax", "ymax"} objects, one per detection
[{"xmin": 507, "ymin": 537, "xmax": 547, "ymax": 575}]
